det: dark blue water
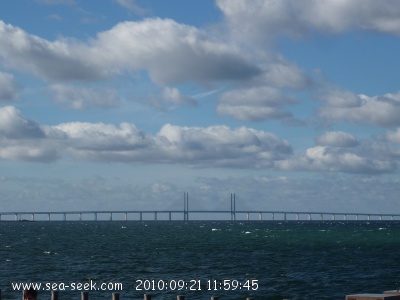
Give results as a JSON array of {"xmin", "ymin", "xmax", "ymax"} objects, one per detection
[{"xmin": 1, "ymin": 221, "xmax": 400, "ymax": 300}]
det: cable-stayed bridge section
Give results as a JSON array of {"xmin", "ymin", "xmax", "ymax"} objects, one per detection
[{"xmin": 1, "ymin": 193, "xmax": 399, "ymax": 221}]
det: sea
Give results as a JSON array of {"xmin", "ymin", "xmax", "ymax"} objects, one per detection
[{"xmin": 1, "ymin": 221, "xmax": 400, "ymax": 300}]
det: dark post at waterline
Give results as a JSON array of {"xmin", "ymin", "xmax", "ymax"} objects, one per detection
[
  {"xmin": 52, "ymin": 291, "xmax": 59, "ymax": 300},
  {"xmin": 4, "ymin": 292, "xmax": 251, "ymax": 300},
  {"xmin": 9, "ymin": 290, "xmax": 400, "ymax": 299}
]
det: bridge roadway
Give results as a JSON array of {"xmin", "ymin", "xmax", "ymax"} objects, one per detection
[{"xmin": 1, "ymin": 210, "xmax": 400, "ymax": 221}]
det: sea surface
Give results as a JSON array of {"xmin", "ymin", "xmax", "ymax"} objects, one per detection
[{"xmin": 1, "ymin": 221, "xmax": 400, "ymax": 300}]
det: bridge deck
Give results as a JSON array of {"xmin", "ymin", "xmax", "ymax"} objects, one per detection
[{"xmin": 0, "ymin": 210, "xmax": 399, "ymax": 221}]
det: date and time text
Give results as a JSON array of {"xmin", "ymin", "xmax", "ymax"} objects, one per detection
[{"xmin": 135, "ymin": 279, "xmax": 259, "ymax": 291}]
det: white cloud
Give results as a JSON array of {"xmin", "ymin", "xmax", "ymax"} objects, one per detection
[
  {"xmin": 0, "ymin": 106, "xmax": 45, "ymax": 139},
  {"xmin": 217, "ymin": 86, "xmax": 296, "ymax": 121},
  {"xmin": 276, "ymin": 144, "xmax": 396, "ymax": 174},
  {"xmin": 49, "ymin": 84, "xmax": 119, "ymax": 109},
  {"xmin": 0, "ymin": 19, "xmax": 260, "ymax": 85},
  {"xmin": 216, "ymin": 0, "xmax": 400, "ymax": 41},
  {"xmin": 54, "ymin": 122, "xmax": 293, "ymax": 168},
  {"xmin": 261, "ymin": 58, "xmax": 312, "ymax": 89},
  {"xmin": 318, "ymin": 89, "xmax": 400, "ymax": 127},
  {"xmin": 0, "ymin": 72, "xmax": 19, "ymax": 101},
  {"xmin": 315, "ymin": 131, "xmax": 358, "ymax": 147},
  {"xmin": 156, "ymin": 124, "xmax": 292, "ymax": 168},
  {"xmin": 91, "ymin": 18, "xmax": 260, "ymax": 85},
  {"xmin": 0, "ymin": 21, "xmax": 103, "ymax": 81},
  {"xmin": 1, "ymin": 106, "xmax": 397, "ymax": 174},
  {"xmin": 0, "ymin": 106, "xmax": 292, "ymax": 167},
  {"xmin": 0, "ymin": 106, "xmax": 58, "ymax": 161},
  {"xmin": 52, "ymin": 121, "xmax": 151, "ymax": 159}
]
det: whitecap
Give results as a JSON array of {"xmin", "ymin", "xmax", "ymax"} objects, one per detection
[{"xmin": 43, "ymin": 251, "xmax": 51, "ymax": 254}]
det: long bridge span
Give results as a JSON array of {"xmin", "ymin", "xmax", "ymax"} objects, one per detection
[
  {"xmin": 1, "ymin": 210, "xmax": 400, "ymax": 222},
  {"xmin": 1, "ymin": 193, "xmax": 399, "ymax": 221}
]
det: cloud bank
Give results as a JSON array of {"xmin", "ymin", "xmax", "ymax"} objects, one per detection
[{"xmin": 0, "ymin": 106, "xmax": 398, "ymax": 175}]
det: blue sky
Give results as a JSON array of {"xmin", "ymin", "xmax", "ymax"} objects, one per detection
[{"xmin": 1, "ymin": 0, "xmax": 400, "ymax": 216}]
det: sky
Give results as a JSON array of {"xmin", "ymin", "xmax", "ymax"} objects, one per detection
[{"xmin": 0, "ymin": 0, "xmax": 400, "ymax": 216}]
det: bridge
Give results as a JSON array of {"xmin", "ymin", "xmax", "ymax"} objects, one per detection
[{"xmin": 1, "ymin": 193, "xmax": 399, "ymax": 221}]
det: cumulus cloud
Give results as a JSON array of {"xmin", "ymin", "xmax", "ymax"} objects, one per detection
[
  {"xmin": 156, "ymin": 124, "xmax": 292, "ymax": 168},
  {"xmin": 0, "ymin": 21, "xmax": 103, "ymax": 81},
  {"xmin": 275, "ymin": 124, "xmax": 397, "ymax": 174},
  {"xmin": 216, "ymin": 0, "xmax": 400, "ymax": 41},
  {"xmin": 52, "ymin": 122, "xmax": 293, "ymax": 168},
  {"xmin": 0, "ymin": 106, "xmax": 292, "ymax": 167},
  {"xmin": 0, "ymin": 106, "xmax": 45, "ymax": 139},
  {"xmin": 0, "ymin": 106, "xmax": 58, "ymax": 161},
  {"xmin": 318, "ymin": 89, "xmax": 400, "ymax": 127},
  {"xmin": 217, "ymin": 86, "xmax": 296, "ymax": 121},
  {"xmin": 1, "ymin": 105, "xmax": 399, "ymax": 174},
  {"xmin": 0, "ymin": 72, "xmax": 19, "ymax": 101},
  {"xmin": 261, "ymin": 58, "xmax": 312, "ymax": 89},
  {"xmin": 49, "ymin": 84, "xmax": 119, "ymax": 109},
  {"xmin": 0, "ymin": 19, "xmax": 260, "ymax": 85},
  {"xmin": 276, "ymin": 137, "xmax": 396, "ymax": 175},
  {"xmin": 315, "ymin": 131, "xmax": 358, "ymax": 147},
  {"xmin": 52, "ymin": 122, "xmax": 151, "ymax": 159},
  {"xmin": 91, "ymin": 18, "xmax": 260, "ymax": 84}
]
